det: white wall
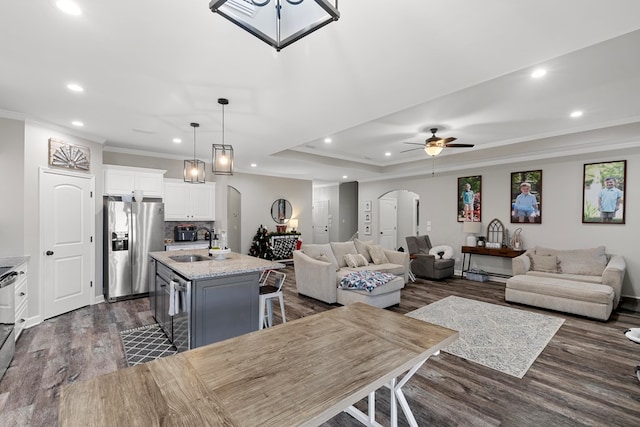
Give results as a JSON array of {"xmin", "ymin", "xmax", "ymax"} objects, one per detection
[{"xmin": 359, "ymin": 145, "xmax": 640, "ymax": 299}]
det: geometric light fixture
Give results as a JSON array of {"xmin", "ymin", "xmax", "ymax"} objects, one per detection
[
  {"xmin": 212, "ymin": 98, "xmax": 234, "ymax": 175},
  {"xmin": 184, "ymin": 122, "xmax": 206, "ymax": 183},
  {"xmin": 209, "ymin": 0, "xmax": 339, "ymax": 52}
]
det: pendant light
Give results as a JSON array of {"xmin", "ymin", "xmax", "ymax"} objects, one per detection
[
  {"xmin": 212, "ymin": 98, "xmax": 234, "ymax": 175},
  {"xmin": 184, "ymin": 122, "xmax": 206, "ymax": 183}
]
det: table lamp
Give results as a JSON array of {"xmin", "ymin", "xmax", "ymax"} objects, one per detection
[
  {"xmin": 463, "ymin": 221, "xmax": 482, "ymax": 246},
  {"xmin": 288, "ymin": 218, "xmax": 298, "ymax": 232}
]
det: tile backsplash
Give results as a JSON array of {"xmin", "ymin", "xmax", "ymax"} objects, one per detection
[{"xmin": 164, "ymin": 221, "xmax": 214, "ymax": 242}]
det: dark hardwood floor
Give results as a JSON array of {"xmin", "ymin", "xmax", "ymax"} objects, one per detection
[{"xmin": 2, "ymin": 266, "xmax": 640, "ymax": 426}]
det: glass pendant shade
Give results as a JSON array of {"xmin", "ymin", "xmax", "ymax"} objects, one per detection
[
  {"xmin": 213, "ymin": 98, "xmax": 234, "ymax": 175},
  {"xmin": 184, "ymin": 159, "xmax": 206, "ymax": 183},
  {"xmin": 424, "ymin": 144, "xmax": 444, "ymax": 157},
  {"xmin": 209, "ymin": 0, "xmax": 339, "ymax": 51},
  {"xmin": 212, "ymin": 144, "xmax": 234, "ymax": 175},
  {"xmin": 184, "ymin": 122, "xmax": 206, "ymax": 183}
]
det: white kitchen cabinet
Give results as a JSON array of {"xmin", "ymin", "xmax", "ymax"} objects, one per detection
[
  {"xmin": 104, "ymin": 165, "xmax": 166, "ymax": 198},
  {"xmin": 164, "ymin": 179, "xmax": 215, "ymax": 221},
  {"xmin": 14, "ymin": 262, "xmax": 28, "ymax": 341}
]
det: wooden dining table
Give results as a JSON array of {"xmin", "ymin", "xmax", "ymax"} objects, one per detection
[{"xmin": 59, "ymin": 302, "xmax": 458, "ymax": 427}]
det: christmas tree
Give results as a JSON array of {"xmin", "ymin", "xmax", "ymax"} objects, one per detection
[{"xmin": 248, "ymin": 225, "xmax": 274, "ymax": 260}]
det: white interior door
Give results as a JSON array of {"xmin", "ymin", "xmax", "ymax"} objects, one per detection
[
  {"xmin": 41, "ymin": 169, "xmax": 94, "ymax": 319},
  {"xmin": 312, "ymin": 200, "xmax": 329, "ymax": 244},
  {"xmin": 379, "ymin": 197, "xmax": 397, "ymax": 250}
]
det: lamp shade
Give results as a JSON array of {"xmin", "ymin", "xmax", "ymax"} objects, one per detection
[
  {"xmin": 424, "ymin": 145, "xmax": 444, "ymax": 157},
  {"xmin": 462, "ymin": 221, "xmax": 482, "ymax": 234},
  {"xmin": 288, "ymin": 218, "xmax": 298, "ymax": 230}
]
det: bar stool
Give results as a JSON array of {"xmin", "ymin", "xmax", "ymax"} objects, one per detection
[{"xmin": 258, "ymin": 270, "xmax": 287, "ymax": 330}]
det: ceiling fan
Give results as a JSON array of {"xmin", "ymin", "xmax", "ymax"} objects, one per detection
[{"xmin": 401, "ymin": 128, "xmax": 474, "ymax": 157}]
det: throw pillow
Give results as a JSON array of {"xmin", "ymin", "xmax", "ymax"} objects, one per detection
[
  {"xmin": 528, "ymin": 254, "xmax": 558, "ymax": 273},
  {"xmin": 316, "ymin": 254, "xmax": 340, "ymax": 271},
  {"xmin": 330, "ymin": 241, "xmax": 358, "ymax": 268},
  {"xmin": 354, "ymin": 238, "xmax": 374, "ymax": 263},
  {"xmin": 301, "ymin": 244, "xmax": 339, "ymax": 271},
  {"xmin": 368, "ymin": 245, "xmax": 390, "ymax": 265},
  {"xmin": 537, "ymin": 246, "xmax": 607, "ymax": 276},
  {"xmin": 429, "ymin": 245, "xmax": 454, "ymax": 259},
  {"xmin": 344, "ymin": 253, "xmax": 369, "ymax": 268}
]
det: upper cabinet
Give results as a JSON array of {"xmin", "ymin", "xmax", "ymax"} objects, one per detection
[
  {"xmin": 104, "ymin": 165, "xmax": 166, "ymax": 198},
  {"xmin": 164, "ymin": 179, "xmax": 216, "ymax": 221}
]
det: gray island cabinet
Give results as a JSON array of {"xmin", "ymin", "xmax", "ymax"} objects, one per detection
[{"xmin": 149, "ymin": 249, "xmax": 284, "ymax": 351}]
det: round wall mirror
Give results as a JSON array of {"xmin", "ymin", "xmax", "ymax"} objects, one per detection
[{"xmin": 271, "ymin": 199, "xmax": 292, "ymax": 224}]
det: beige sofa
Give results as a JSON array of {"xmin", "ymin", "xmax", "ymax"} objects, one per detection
[
  {"xmin": 293, "ymin": 239, "xmax": 409, "ymax": 305},
  {"xmin": 506, "ymin": 246, "xmax": 626, "ymax": 320}
]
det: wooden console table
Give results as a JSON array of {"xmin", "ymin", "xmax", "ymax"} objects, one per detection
[{"xmin": 461, "ymin": 246, "xmax": 525, "ymax": 279}]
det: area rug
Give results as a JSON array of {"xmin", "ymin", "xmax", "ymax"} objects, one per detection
[
  {"xmin": 119, "ymin": 324, "xmax": 177, "ymax": 367},
  {"xmin": 406, "ymin": 296, "xmax": 564, "ymax": 378}
]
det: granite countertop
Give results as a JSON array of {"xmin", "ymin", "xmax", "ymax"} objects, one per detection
[
  {"xmin": 149, "ymin": 249, "xmax": 284, "ymax": 280},
  {"xmin": 0, "ymin": 255, "xmax": 31, "ymax": 269}
]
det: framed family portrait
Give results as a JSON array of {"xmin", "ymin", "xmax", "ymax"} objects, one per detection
[
  {"xmin": 457, "ymin": 175, "xmax": 481, "ymax": 222},
  {"xmin": 582, "ymin": 160, "xmax": 626, "ymax": 224},
  {"xmin": 510, "ymin": 170, "xmax": 542, "ymax": 224}
]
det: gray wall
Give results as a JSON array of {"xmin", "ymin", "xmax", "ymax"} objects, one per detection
[
  {"xmin": 338, "ymin": 181, "xmax": 358, "ymax": 241},
  {"xmin": 0, "ymin": 117, "xmax": 25, "ymax": 258},
  {"xmin": 358, "ymin": 145, "xmax": 640, "ymax": 300}
]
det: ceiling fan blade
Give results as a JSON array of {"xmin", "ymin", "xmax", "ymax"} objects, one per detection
[
  {"xmin": 442, "ymin": 136, "xmax": 457, "ymax": 144},
  {"xmin": 403, "ymin": 142, "xmax": 425, "ymax": 146},
  {"xmin": 444, "ymin": 143, "xmax": 474, "ymax": 148},
  {"xmin": 400, "ymin": 147, "xmax": 424, "ymax": 153}
]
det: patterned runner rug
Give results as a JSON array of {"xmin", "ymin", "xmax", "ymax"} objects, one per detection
[
  {"xmin": 407, "ymin": 296, "xmax": 564, "ymax": 378},
  {"xmin": 120, "ymin": 324, "xmax": 177, "ymax": 367}
]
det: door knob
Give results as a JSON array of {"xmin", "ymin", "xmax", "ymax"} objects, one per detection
[{"xmin": 46, "ymin": 250, "xmax": 54, "ymax": 256}]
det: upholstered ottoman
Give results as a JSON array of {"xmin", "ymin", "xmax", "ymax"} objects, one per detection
[
  {"xmin": 505, "ymin": 274, "xmax": 615, "ymax": 320},
  {"xmin": 337, "ymin": 275, "xmax": 405, "ymax": 308}
]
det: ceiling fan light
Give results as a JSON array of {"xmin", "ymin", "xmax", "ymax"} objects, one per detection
[{"xmin": 425, "ymin": 145, "xmax": 444, "ymax": 157}]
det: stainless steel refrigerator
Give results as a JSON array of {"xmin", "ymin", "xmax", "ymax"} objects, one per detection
[{"xmin": 104, "ymin": 196, "xmax": 165, "ymax": 301}]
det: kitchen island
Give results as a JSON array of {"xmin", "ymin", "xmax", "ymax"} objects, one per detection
[{"xmin": 148, "ymin": 249, "xmax": 284, "ymax": 351}]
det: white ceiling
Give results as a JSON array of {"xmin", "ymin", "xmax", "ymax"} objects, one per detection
[{"xmin": 2, "ymin": 1, "xmax": 640, "ymax": 184}]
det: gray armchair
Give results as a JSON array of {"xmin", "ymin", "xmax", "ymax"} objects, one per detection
[{"xmin": 405, "ymin": 235, "xmax": 455, "ymax": 280}]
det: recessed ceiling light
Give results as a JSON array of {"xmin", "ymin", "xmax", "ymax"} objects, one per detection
[
  {"xmin": 251, "ymin": 163, "xmax": 257, "ymax": 168},
  {"xmin": 71, "ymin": 121, "xmax": 84, "ymax": 127},
  {"xmin": 67, "ymin": 83, "xmax": 84, "ymax": 92},
  {"xmin": 324, "ymin": 138, "xmax": 332, "ymax": 143},
  {"xmin": 342, "ymin": 175, "xmax": 348, "ymax": 179},
  {"xmin": 385, "ymin": 152, "xmax": 391, "ymax": 157},
  {"xmin": 173, "ymin": 138, "xmax": 182, "ymax": 143},
  {"xmin": 531, "ymin": 68, "xmax": 547, "ymax": 78},
  {"xmin": 570, "ymin": 110, "xmax": 583, "ymax": 118},
  {"xmin": 56, "ymin": 1, "xmax": 82, "ymax": 16}
]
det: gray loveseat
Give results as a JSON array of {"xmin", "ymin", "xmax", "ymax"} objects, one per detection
[
  {"xmin": 293, "ymin": 239, "xmax": 409, "ymax": 305},
  {"xmin": 506, "ymin": 246, "xmax": 626, "ymax": 320}
]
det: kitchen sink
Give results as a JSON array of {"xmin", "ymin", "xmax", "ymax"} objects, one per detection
[{"xmin": 169, "ymin": 254, "xmax": 210, "ymax": 263}]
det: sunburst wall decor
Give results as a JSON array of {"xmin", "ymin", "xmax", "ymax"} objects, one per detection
[{"xmin": 48, "ymin": 138, "xmax": 90, "ymax": 171}]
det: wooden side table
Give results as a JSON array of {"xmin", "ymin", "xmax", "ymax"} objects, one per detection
[{"xmin": 461, "ymin": 246, "xmax": 525, "ymax": 279}]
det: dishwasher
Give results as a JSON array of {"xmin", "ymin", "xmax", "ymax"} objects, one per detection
[{"xmin": 171, "ymin": 274, "xmax": 191, "ymax": 353}]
